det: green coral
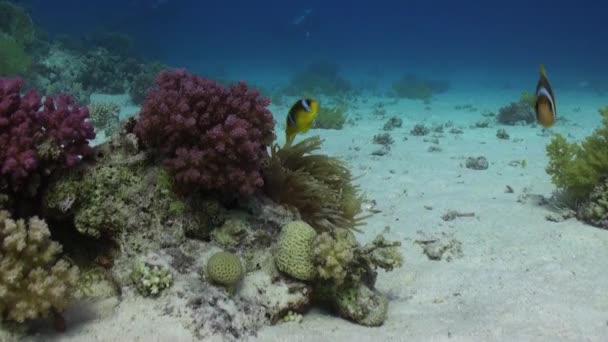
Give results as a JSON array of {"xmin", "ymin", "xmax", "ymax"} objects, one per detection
[
  {"xmin": 211, "ymin": 218, "xmax": 249, "ymax": 248},
  {"xmin": 206, "ymin": 251, "xmax": 244, "ymax": 293},
  {"xmin": 275, "ymin": 221, "xmax": 317, "ymax": 281},
  {"xmin": 0, "ymin": 32, "xmax": 30, "ymax": 76},
  {"xmin": 314, "ymin": 105, "xmax": 348, "ymax": 130},
  {"xmin": 130, "ymin": 262, "xmax": 173, "ymax": 297},
  {"xmin": 263, "ymin": 136, "xmax": 368, "ymax": 232},
  {"xmin": 0, "ymin": 1, "xmax": 34, "ymax": 45},
  {"xmin": 334, "ymin": 283, "xmax": 389, "ymax": 327},
  {"xmin": 0, "ymin": 211, "xmax": 79, "ymax": 323},
  {"xmin": 313, "ymin": 230, "xmax": 357, "ymax": 285},
  {"xmin": 546, "ymin": 107, "xmax": 608, "ymax": 200}
]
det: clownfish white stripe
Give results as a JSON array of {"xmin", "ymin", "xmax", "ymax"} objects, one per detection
[{"xmin": 536, "ymin": 86, "xmax": 556, "ymax": 118}]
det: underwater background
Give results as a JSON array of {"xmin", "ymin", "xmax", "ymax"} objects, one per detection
[
  {"xmin": 21, "ymin": 0, "xmax": 608, "ymax": 84},
  {"xmin": 2, "ymin": 0, "xmax": 608, "ymax": 341}
]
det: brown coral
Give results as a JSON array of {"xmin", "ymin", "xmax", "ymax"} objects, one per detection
[{"xmin": 0, "ymin": 211, "xmax": 79, "ymax": 323}]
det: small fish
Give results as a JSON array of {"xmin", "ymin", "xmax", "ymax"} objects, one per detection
[
  {"xmin": 535, "ymin": 65, "xmax": 557, "ymax": 127},
  {"xmin": 285, "ymin": 98, "xmax": 319, "ymax": 145}
]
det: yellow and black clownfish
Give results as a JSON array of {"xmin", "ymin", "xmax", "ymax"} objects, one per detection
[
  {"xmin": 285, "ymin": 98, "xmax": 319, "ymax": 145},
  {"xmin": 535, "ymin": 65, "xmax": 557, "ymax": 128}
]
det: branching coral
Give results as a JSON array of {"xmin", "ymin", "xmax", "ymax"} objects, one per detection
[
  {"xmin": 0, "ymin": 77, "xmax": 95, "ymax": 197},
  {"xmin": 313, "ymin": 229, "xmax": 357, "ymax": 285},
  {"xmin": 131, "ymin": 262, "xmax": 173, "ymax": 297},
  {"xmin": 263, "ymin": 136, "xmax": 367, "ymax": 232},
  {"xmin": 0, "ymin": 211, "xmax": 79, "ymax": 323},
  {"xmin": 134, "ymin": 69, "xmax": 275, "ymax": 196},
  {"xmin": 546, "ymin": 107, "xmax": 608, "ymax": 200}
]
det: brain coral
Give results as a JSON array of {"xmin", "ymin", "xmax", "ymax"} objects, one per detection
[
  {"xmin": 206, "ymin": 251, "xmax": 244, "ymax": 291},
  {"xmin": 275, "ymin": 221, "xmax": 317, "ymax": 281},
  {"xmin": 0, "ymin": 211, "xmax": 79, "ymax": 323},
  {"xmin": 134, "ymin": 69, "xmax": 275, "ymax": 196}
]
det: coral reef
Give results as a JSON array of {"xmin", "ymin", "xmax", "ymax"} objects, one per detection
[
  {"xmin": 206, "ymin": 251, "xmax": 244, "ymax": 293},
  {"xmin": 496, "ymin": 128, "xmax": 510, "ymax": 140},
  {"xmin": 263, "ymin": 136, "xmax": 367, "ymax": 232},
  {"xmin": 497, "ymin": 98, "xmax": 535, "ymax": 125},
  {"xmin": 373, "ymin": 133, "xmax": 394, "ymax": 146},
  {"xmin": 0, "ymin": 77, "xmax": 95, "ymax": 201},
  {"xmin": 333, "ymin": 283, "xmax": 388, "ymax": 327},
  {"xmin": 43, "ymin": 127, "xmax": 222, "ymax": 242},
  {"xmin": 383, "ymin": 117, "xmax": 402, "ymax": 131},
  {"xmin": 314, "ymin": 105, "xmax": 347, "ymax": 129},
  {"xmin": 88, "ymin": 101, "xmax": 120, "ymax": 136},
  {"xmin": 275, "ymin": 221, "xmax": 317, "ymax": 281},
  {"xmin": 391, "ymin": 74, "xmax": 449, "ymax": 101},
  {"xmin": 211, "ymin": 218, "xmax": 249, "ymax": 248},
  {"xmin": 313, "ymin": 229, "xmax": 357, "ymax": 285},
  {"xmin": 465, "ymin": 156, "xmax": 489, "ymax": 170},
  {"xmin": 129, "ymin": 62, "xmax": 166, "ymax": 105},
  {"xmin": 130, "ymin": 262, "xmax": 173, "ymax": 297},
  {"xmin": 283, "ymin": 62, "xmax": 352, "ymax": 97},
  {"xmin": 0, "ymin": 211, "xmax": 79, "ymax": 323},
  {"xmin": 32, "ymin": 44, "xmax": 90, "ymax": 104},
  {"xmin": 0, "ymin": 33, "xmax": 31, "ymax": 77},
  {"xmin": 0, "ymin": 1, "xmax": 34, "ymax": 46},
  {"xmin": 546, "ymin": 107, "xmax": 608, "ymax": 201},
  {"xmin": 410, "ymin": 123, "xmax": 430, "ymax": 136},
  {"xmin": 77, "ymin": 47, "xmax": 143, "ymax": 94},
  {"xmin": 576, "ymin": 178, "xmax": 608, "ymax": 229},
  {"xmin": 134, "ymin": 69, "xmax": 275, "ymax": 197}
]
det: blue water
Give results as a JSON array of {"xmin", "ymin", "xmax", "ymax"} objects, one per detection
[{"xmin": 19, "ymin": 0, "xmax": 608, "ymax": 90}]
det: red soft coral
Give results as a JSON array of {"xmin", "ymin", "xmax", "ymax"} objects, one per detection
[
  {"xmin": 134, "ymin": 69, "xmax": 275, "ymax": 196},
  {"xmin": 0, "ymin": 77, "xmax": 95, "ymax": 194}
]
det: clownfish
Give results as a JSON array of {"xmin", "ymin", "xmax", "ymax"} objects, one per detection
[
  {"xmin": 535, "ymin": 65, "xmax": 557, "ymax": 127},
  {"xmin": 285, "ymin": 98, "xmax": 319, "ymax": 145}
]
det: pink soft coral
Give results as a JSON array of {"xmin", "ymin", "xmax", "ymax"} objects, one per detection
[
  {"xmin": 0, "ymin": 77, "xmax": 95, "ymax": 194},
  {"xmin": 134, "ymin": 69, "xmax": 275, "ymax": 196}
]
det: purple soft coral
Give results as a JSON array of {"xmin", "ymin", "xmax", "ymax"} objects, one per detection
[
  {"xmin": 0, "ymin": 77, "xmax": 95, "ymax": 193},
  {"xmin": 134, "ymin": 69, "xmax": 275, "ymax": 196}
]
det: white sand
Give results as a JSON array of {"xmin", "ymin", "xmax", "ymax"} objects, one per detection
[{"xmin": 11, "ymin": 91, "xmax": 608, "ymax": 341}]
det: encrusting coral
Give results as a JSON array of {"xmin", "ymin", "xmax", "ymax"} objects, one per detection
[
  {"xmin": 134, "ymin": 69, "xmax": 275, "ymax": 197},
  {"xmin": 0, "ymin": 210, "xmax": 79, "ymax": 323},
  {"xmin": 263, "ymin": 136, "xmax": 368, "ymax": 232}
]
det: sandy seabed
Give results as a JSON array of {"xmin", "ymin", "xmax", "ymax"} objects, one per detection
[{"xmin": 9, "ymin": 89, "xmax": 608, "ymax": 342}]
